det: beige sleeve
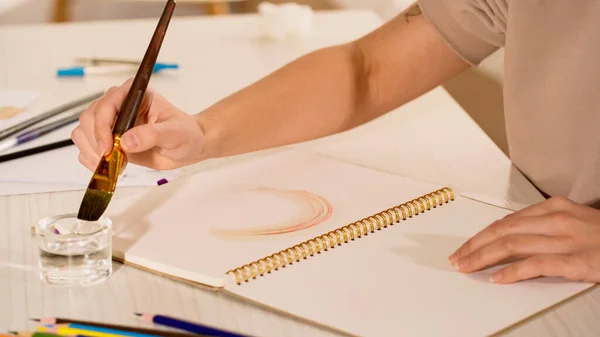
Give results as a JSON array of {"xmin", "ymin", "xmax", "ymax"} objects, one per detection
[{"xmin": 418, "ymin": 0, "xmax": 507, "ymax": 65}]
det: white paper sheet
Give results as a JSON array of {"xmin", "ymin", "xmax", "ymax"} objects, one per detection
[{"xmin": 0, "ymin": 182, "xmax": 81, "ymax": 196}]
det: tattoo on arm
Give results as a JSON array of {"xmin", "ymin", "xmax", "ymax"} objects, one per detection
[{"xmin": 403, "ymin": 3, "xmax": 422, "ymax": 23}]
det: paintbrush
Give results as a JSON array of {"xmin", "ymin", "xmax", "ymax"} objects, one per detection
[{"xmin": 76, "ymin": 0, "xmax": 176, "ymax": 221}]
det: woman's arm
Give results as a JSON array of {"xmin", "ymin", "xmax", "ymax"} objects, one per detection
[{"xmin": 198, "ymin": 3, "xmax": 470, "ymax": 159}]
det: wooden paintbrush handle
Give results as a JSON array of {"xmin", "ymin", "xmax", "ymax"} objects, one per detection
[
  {"xmin": 112, "ymin": 0, "xmax": 176, "ymax": 135},
  {"xmin": 113, "ymin": 88, "xmax": 146, "ymax": 135}
]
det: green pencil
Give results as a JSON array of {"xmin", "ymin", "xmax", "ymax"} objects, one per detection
[{"xmin": 8, "ymin": 331, "xmax": 62, "ymax": 337}]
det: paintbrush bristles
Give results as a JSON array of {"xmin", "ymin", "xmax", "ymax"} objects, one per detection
[
  {"xmin": 77, "ymin": 189, "xmax": 113, "ymax": 221},
  {"xmin": 77, "ymin": 137, "xmax": 126, "ymax": 221}
]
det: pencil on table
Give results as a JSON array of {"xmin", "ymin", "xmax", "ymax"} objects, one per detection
[
  {"xmin": 135, "ymin": 314, "xmax": 252, "ymax": 337},
  {"xmin": 0, "ymin": 91, "xmax": 101, "ymax": 142},
  {"xmin": 30, "ymin": 319, "xmax": 194, "ymax": 337},
  {"xmin": 0, "ymin": 109, "xmax": 83, "ymax": 154},
  {"xmin": 38, "ymin": 324, "xmax": 157, "ymax": 337},
  {"xmin": 8, "ymin": 331, "xmax": 62, "ymax": 337},
  {"xmin": 0, "ymin": 139, "xmax": 73, "ymax": 164}
]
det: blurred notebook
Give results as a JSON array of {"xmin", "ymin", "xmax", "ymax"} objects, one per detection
[
  {"xmin": 104, "ymin": 149, "xmax": 594, "ymax": 337},
  {"xmin": 0, "ymin": 90, "xmax": 38, "ymax": 121}
]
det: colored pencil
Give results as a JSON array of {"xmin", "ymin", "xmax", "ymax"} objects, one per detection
[
  {"xmin": 0, "ymin": 91, "xmax": 102, "ymax": 142},
  {"xmin": 30, "ymin": 319, "xmax": 195, "ymax": 337},
  {"xmin": 0, "ymin": 139, "xmax": 73, "ymax": 164},
  {"xmin": 135, "ymin": 314, "xmax": 251, "ymax": 337},
  {"xmin": 75, "ymin": 57, "xmax": 141, "ymax": 65},
  {"xmin": 8, "ymin": 331, "xmax": 63, "ymax": 337},
  {"xmin": 38, "ymin": 325, "xmax": 157, "ymax": 337},
  {"xmin": 0, "ymin": 109, "xmax": 83, "ymax": 153},
  {"xmin": 75, "ymin": 57, "xmax": 175, "ymax": 67},
  {"xmin": 10, "ymin": 332, "xmax": 89, "ymax": 337}
]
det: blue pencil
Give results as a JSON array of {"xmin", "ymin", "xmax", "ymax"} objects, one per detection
[{"xmin": 135, "ymin": 313, "xmax": 251, "ymax": 337}]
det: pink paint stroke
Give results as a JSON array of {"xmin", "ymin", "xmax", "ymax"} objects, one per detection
[{"xmin": 211, "ymin": 188, "xmax": 332, "ymax": 236}]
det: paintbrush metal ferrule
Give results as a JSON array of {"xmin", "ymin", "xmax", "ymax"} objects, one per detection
[
  {"xmin": 77, "ymin": 135, "xmax": 126, "ymax": 221},
  {"xmin": 77, "ymin": 0, "xmax": 176, "ymax": 221}
]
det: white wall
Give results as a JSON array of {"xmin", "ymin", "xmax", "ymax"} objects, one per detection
[
  {"xmin": 332, "ymin": 0, "xmax": 411, "ymax": 20},
  {"xmin": 0, "ymin": 0, "xmax": 53, "ymax": 24},
  {"xmin": 0, "ymin": 0, "xmax": 206, "ymax": 25}
]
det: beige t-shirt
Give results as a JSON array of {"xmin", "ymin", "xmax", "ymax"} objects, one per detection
[{"xmin": 419, "ymin": 0, "xmax": 600, "ymax": 206}]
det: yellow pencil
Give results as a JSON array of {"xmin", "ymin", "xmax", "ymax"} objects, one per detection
[{"xmin": 37, "ymin": 323, "xmax": 162, "ymax": 337}]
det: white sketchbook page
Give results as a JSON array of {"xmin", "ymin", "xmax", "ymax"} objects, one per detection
[
  {"xmin": 0, "ymin": 117, "xmax": 179, "ymax": 189},
  {"xmin": 104, "ymin": 149, "xmax": 449, "ymax": 288},
  {"xmin": 226, "ymin": 195, "xmax": 594, "ymax": 337}
]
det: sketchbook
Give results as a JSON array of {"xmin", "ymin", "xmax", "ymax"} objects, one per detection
[{"xmin": 103, "ymin": 149, "xmax": 594, "ymax": 337}]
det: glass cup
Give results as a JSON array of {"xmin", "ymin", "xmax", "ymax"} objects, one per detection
[{"xmin": 35, "ymin": 213, "xmax": 113, "ymax": 286}]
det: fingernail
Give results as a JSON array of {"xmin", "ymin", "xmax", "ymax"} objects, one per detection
[
  {"xmin": 97, "ymin": 140, "xmax": 104, "ymax": 154},
  {"xmin": 490, "ymin": 273, "xmax": 501, "ymax": 283},
  {"xmin": 454, "ymin": 258, "xmax": 468, "ymax": 271},
  {"xmin": 448, "ymin": 251, "xmax": 459, "ymax": 264},
  {"xmin": 121, "ymin": 134, "xmax": 138, "ymax": 150}
]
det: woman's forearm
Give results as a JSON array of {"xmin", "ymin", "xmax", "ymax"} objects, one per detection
[{"xmin": 197, "ymin": 43, "xmax": 368, "ymax": 159}]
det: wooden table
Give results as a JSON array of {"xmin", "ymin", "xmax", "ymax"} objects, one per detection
[{"xmin": 1, "ymin": 9, "xmax": 599, "ymax": 337}]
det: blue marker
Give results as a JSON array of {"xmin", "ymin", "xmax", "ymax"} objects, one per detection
[{"xmin": 57, "ymin": 63, "xmax": 178, "ymax": 77}]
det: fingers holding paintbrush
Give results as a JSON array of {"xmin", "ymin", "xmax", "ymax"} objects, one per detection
[
  {"xmin": 73, "ymin": 79, "xmax": 205, "ymax": 173},
  {"xmin": 95, "ymin": 78, "xmax": 154, "ymax": 156},
  {"xmin": 73, "ymin": 78, "xmax": 154, "ymax": 170}
]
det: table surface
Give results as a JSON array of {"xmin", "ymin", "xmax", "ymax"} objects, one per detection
[{"xmin": 1, "ymin": 9, "xmax": 599, "ymax": 337}]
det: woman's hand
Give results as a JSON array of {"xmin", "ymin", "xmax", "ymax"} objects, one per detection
[
  {"xmin": 72, "ymin": 79, "xmax": 207, "ymax": 171},
  {"xmin": 449, "ymin": 196, "xmax": 600, "ymax": 284}
]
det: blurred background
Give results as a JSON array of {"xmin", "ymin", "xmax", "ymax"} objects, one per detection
[
  {"xmin": 0, "ymin": 0, "xmax": 507, "ymax": 154},
  {"xmin": 0, "ymin": 0, "xmax": 416, "ymax": 24}
]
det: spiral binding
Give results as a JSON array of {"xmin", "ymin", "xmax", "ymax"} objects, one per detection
[{"xmin": 226, "ymin": 187, "xmax": 455, "ymax": 285}]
